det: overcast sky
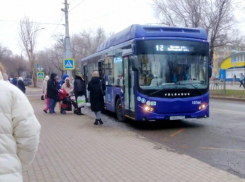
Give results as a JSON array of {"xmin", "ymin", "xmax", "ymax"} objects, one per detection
[
  {"xmin": 0, "ymin": 0, "xmax": 244, "ymax": 56},
  {"xmin": 0, "ymin": 0, "xmax": 155, "ymax": 55}
]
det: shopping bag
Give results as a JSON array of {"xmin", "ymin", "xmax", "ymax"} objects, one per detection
[
  {"xmin": 77, "ymin": 95, "xmax": 86, "ymax": 108},
  {"xmin": 85, "ymin": 102, "xmax": 91, "ymax": 107}
]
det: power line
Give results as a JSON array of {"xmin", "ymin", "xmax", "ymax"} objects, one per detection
[
  {"xmin": 50, "ymin": 16, "xmax": 64, "ymax": 38},
  {"xmin": 69, "ymin": 0, "xmax": 79, "ymax": 4},
  {"xmin": 42, "ymin": 16, "xmax": 64, "ymax": 48},
  {"xmin": 69, "ymin": 0, "xmax": 85, "ymax": 12},
  {"xmin": 0, "ymin": 20, "xmax": 63, "ymax": 26},
  {"xmin": 79, "ymin": 12, "xmax": 114, "ymax": 23}
]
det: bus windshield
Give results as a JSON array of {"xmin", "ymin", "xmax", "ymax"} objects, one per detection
[{"xmin": 137, "ymin": 40, "xmax": 209, "ymax": 91}]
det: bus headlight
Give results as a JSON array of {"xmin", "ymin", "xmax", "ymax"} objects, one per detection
[
  {"xmin": 144, "ymin": 106, "xmax": 154, "ymax": 112},
  {"xmin": 199, "ymin": 104, "xmax": 206, "ymax": 110}
]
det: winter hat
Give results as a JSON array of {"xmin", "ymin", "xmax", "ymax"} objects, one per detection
[{"xmin": 76, "ymin": 72, "xmax": 82, "ymax": 76}]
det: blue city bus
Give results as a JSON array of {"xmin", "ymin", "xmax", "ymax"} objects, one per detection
[{"xmin": 81, "ymin": 24, "xmax": 211, "ymax": 121}]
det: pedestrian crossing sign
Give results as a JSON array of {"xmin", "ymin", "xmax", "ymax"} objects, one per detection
[
  {"xmin": 63, "ymin": 58, "xmax": 75, "ymax": 70},
  {"xmin": 37, "ymin": 72, "xmax": 45, "ymax": 79}
]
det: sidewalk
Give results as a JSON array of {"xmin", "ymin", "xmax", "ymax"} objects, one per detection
[
  {"xmin": 24, "ymin": 96, "xmax": 245, "ymax": 182},
  {"xmin": 224, "ymin": 84, "xmax": 245, "ymax": 90},
  {"xmin": 209, "ymin": 83, "xmax": 245, "ymax": 90},
  {"xmin": 26, "ymin": 86, "xmax": 42, "ymax": 92}
]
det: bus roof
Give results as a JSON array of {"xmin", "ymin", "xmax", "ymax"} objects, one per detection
[{"xmin": 96, "ymin": 24, "xmax": 207, "ymax": 53}]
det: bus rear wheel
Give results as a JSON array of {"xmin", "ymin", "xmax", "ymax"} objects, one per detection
[{"xmin": 116, "ymin": 99, "xmax": 125, "ymax": 122}]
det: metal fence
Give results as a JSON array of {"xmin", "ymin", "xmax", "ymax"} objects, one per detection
[
  {"xmin": 209, "ymin": 79, "xmax": 245, "ymax": 96},
  {"xmin": 209, "ymin": 80, "xmax": 225, "ymax": 90}
]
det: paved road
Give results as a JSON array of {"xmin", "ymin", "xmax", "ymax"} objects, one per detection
[{"xmin": 82, "ymin": 99, "xmax": 245, "ymax": 179}]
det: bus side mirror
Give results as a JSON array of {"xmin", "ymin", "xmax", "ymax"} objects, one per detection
[
  {"xmin": 131, "ymin": 56, "xmax": 139, "ymax": 71},
  {"xmin": 208, "ymin": 66, "xmax": 212, "ymax": 78}
]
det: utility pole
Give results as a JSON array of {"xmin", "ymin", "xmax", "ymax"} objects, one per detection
[{"xmin": 62, "ymin": 0, "xmax": 73, "ymax": 77}]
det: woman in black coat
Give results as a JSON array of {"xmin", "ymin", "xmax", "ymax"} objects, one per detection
[
  {"xmin": 17, "ymin": 77, "xmax": 26, "ymax": 93},
  {"xmin": 74, "ymin": 73, "xmax": 86, "ymax": 115},
  {"xmin": 47, "ymin": 73, "xmax": 58, "ymax": 114},
  {"xmin": 88, "ymin": 71, "xmax": 105, "ymax": 125}
]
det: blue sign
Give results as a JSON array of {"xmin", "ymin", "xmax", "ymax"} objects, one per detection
[
  {"xmin": 219, "ymin": 69, "xmax": 226, "ymax": 80},
  {"xmin": 63, "ymin": 58, "xmax": 75, "ymax": 70},
  {"xmin": 37, "ymin": 72, "xmax": 44, "ymax": 79},
  {"xmin": 231, "ymin": 57, "xmax": 236, "ymax": 63}
]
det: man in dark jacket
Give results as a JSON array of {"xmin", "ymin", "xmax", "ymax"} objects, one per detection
[
  {"xmin": 55, "ymin": 76, "xmax": 62, "ymax": 113},
  {"xmin": 88, "ymin": 71, "xmax": 105, "ymax": 125},
  {"xmin": 74, "ymin": 73, "xmax": 86, "ymax": 115},
  {"xmin": 12, "ymin": 75, "xmax": 18, "ymax": 86},
  {"xmin": 17, "ymin": 77, "xmax": 26, "ymax": 93},
  {"xmin": 47, "ymin": 73, "xmax": 58, "ymax": 114}
]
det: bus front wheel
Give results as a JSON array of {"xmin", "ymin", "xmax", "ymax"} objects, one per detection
[{"xmin": 116, "ymin": 99, "xmax": 125, "ymax": 122}]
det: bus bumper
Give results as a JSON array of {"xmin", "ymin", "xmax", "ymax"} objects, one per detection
[{"xmin": 135, "ymin": 105, "xmax": 209, "ymax": 121}]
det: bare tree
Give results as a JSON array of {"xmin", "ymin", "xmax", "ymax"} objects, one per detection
[
  {"xmin": 0, "ymin": 44, "xmax": 12, "ymax": 60},
  {"xmin": 71, "ymin": 27, "xmax": 107, "ymax": 69},
  {"xmin": 153, "ymin": 0, "xmax": 203, "ymax": 27},
  {"xmin": 152, "ymin": 0, "xmax": 245, "ymax": 63},
  {"xmin": 50, "ymin": 43, "xmax": 64, "ymax": 76},
  {"xmin": 19, "ymin": 17, "xmax": 43, "ymax": 87},
  {"xmin": 1, "ymin": 54, "xmax": 30, "ymax": 78},
  {"xmin": 36, "ymin": 50, "xmax": 57, "ymax": 76},
  {"xmin": 34, "ymin": 28, "xmax": 107, "ymax": 78}
]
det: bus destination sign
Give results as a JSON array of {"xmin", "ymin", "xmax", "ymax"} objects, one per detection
[{"xmin": 156, "ymin": 45, "xmax": 194, "ymax": 52}]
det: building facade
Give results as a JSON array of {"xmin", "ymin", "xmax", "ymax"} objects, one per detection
[
  {"xmin": 220, "ymin": 52, "xmax": 245, "ymax": 81},
  {"xmin": 212, "ymin": 45, "xmax": 245, "ymax": 77}
]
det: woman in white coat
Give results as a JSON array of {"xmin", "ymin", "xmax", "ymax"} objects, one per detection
[
  {"xmin": 0, "ymin": 63, "xmax": 41, "ymax": 182},
  {"xmin": 61, "ymin": 77, "xmax": 73, "ymax": 96},
  {"xmin": 42, "ymin": 75, "xmax": 49, "ymax": 94},
  {"xmin": 42, "ymin": 75, "xmax": 50, "ymax": 113}
]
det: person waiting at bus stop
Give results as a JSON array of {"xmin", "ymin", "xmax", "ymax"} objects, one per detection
[
  {"xmin": 88, "ymin": 70, "xmax": 106, "ymax": 125},
  {"xmin": 74, "ymin": 72, "xmax": 86, "ymax": 115},
  {"xmin": 47, "ymin": 73, "xmax": 58, "ymax": 114}
]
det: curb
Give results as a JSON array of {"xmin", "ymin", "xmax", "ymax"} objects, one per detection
[{"xmin": 210, "ymin": 95, "xmax": 245, "ymax": 102}]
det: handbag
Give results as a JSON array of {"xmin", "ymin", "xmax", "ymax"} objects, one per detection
[
  {"xmin": 100, "ymin": 80, "xmax": 105, "ymax": 96},
  {"xmin": 41, "ymin": 94, "xmax": 45, "ymax": 100}
]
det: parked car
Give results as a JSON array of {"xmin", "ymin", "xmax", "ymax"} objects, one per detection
[{"xmin": 23, "ymin": 78, "xmax": 32, "ymax": 86}]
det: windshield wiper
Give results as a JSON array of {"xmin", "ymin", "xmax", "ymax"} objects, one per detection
[
  {"xmin": 149, "ymin": 82, "xmax": 204, "ymax": 96},
  {"xmin": 149, "ymin": 87, "xmax": 167, "ymax": 96},
  {"xmin": 175, "ymin": 82, "xmax": 204, "ymax": 95}
]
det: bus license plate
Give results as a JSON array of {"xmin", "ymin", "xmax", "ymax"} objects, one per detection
[{"xmin": 170, "ymin": 116, "xmax": 185, "ymax": 120}]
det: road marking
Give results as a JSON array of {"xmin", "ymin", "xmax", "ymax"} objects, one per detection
[
  {"xmin": 170, "ymin": 128, "xmax": 185, "ymax": 137},
  {"xmin": 201, "ymin": 147, "xmax": 245, "ymax": 152},
  {"xmin": 211, "ymin": 108, "xmax": 245, "ymax": 116}
]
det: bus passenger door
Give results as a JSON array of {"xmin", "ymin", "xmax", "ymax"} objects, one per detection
[
  {"xmin": 123, "ymin": 56, "xmax": 135, "ymax": 119},
  {"xmin": 98, "ymin": 60, "xmax": 106, "ymax": 108}
]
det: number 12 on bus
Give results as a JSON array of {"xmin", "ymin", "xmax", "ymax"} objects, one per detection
[{"xmin": 81, "ymin": 24, "xmax": 212, "ymax": 122}]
